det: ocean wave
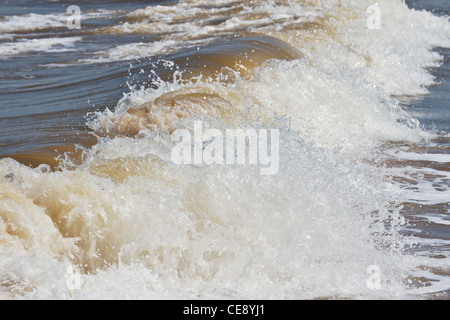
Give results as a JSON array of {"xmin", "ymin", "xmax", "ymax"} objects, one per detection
[{"xmin": 1, "ymin": 0, "xmax": 450, "ymax": 300}]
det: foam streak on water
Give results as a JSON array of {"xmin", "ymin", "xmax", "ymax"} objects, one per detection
[{"xmin": 0, "ymin": 0, "xmax": 450, "ymax": 299}]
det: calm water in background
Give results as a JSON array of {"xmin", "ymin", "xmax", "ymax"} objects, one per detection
[
  {"xmin": 0, "ymin": 0, "xmax": 449, "ymax": 299},
  {"xmin": 0, "ymin": 1, "xmax": 448, "ymax": 157},
  {"xmin": 0, "ymin": 1, "xmax": 164, "ymax": 159}
]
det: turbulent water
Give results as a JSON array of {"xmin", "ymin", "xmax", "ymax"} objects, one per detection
[{"xmin": 0, "ymin": 0, "xmax": 449, "ymax": 300}]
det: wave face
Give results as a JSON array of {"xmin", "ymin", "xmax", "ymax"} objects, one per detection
[{"xmin": 0, "ymin": 0, "xmax": 450, "ymax": 299}]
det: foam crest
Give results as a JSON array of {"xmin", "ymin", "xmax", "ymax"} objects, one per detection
[
  {"xmin": 0, "ymin": 124, "xmax": 416, "ymax": 298},
  {"xmin": 0, "ymin": 10, "xmax": 117, "ymax": 33},
  {"xmin": 1, "ymin": 0, "xmax": 450, "ymax": 300},
  {"xmin": 92, "ymin": 56, "xmax": 425, "ymax": 155},
  {"xmin": 0, "ymin": 37, "xmax": 82, "ymax": 57}
]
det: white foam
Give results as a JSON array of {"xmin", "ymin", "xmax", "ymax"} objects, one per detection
[
  {"xmin": 98, "ymin": 0, "xmax": 318, "ymax": 60},
  {"xmin": 0, "ymin": 10, "xmax": 118, "ymax": 33},
  {"xmin": 0, "ymin": 37, "xmax": 82, "ymax": 57},
  {"xmin": 93, "ymin": 57, "xmax": 425, "ymax": 155},
  {"xmin": 0, "ymin": 13, "xmax": 68, "ymax": 33},
  {"xmin": 79, "ymin": 39, "xmax": 194, "ymax": 64},
  {"xmin": 383, "ymin": 150, "xmax": 450, "ymax": 204},
  {"xmin": 328, "ymin": 1, "xmax": 450, "ymax": 96},
  {"xmin": 385, "ymin": 150, "xmax": 450, "ymax": 163},
  {"xmin": 426, "ymin": 215, "xmax": 450, "ymax": 226},
  {"xmin": 0, "ymin": 127, "xmax": 415, "ymax": 299}
]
